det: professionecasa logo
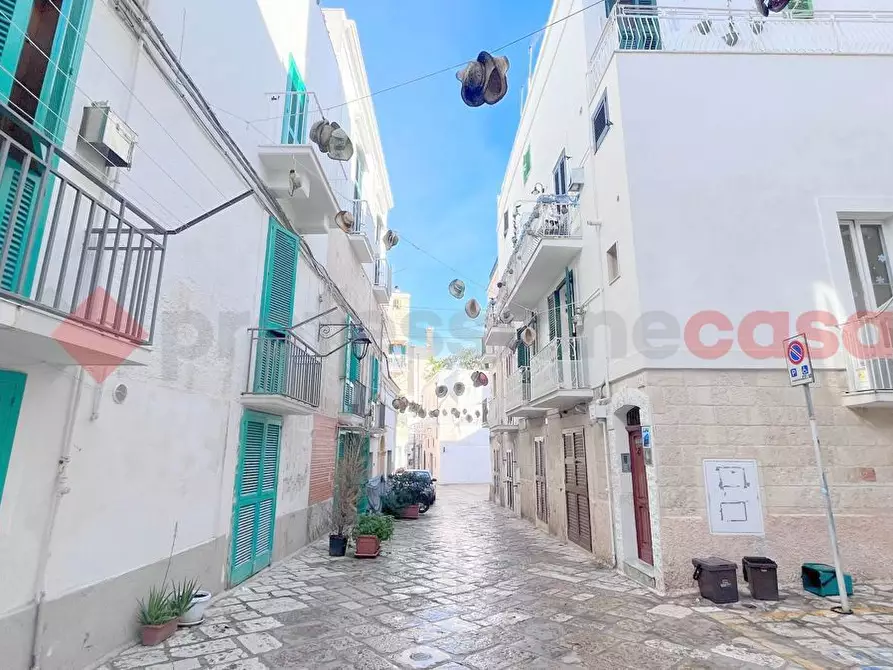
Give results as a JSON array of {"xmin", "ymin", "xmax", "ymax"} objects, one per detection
[{"xmin": 52, "ymin": 288, "xmax": 147, "ymax": 382}]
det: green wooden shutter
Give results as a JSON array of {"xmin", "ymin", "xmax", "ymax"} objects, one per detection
[
  {"xmin": 370, "ymin": 356, "xmax": 379, "ymax": 400},
  {"xmin": 259, "ymin": 218, "xmax": 299, "ymax": 331},
  {"xmin": 342, "ymin": 315, "xmax": 355, "ymax": 412},
  {"xmin": 790, "ymin": 0, "xmax": 813, "ymax": 18},
  {"xmin": 565, "ymin": 269, "xmax": 576, "ymax": 337},
  {"xmin": 230, "ymin": 411, "xmax": 281, "ymax": 585},
  {"xmin": 0, "ymin": 0, "xmax": 31, "ymax": 103},
  {"xmin": 281, "ymin": 54, "xmax": 307, "ymax": 144},
  {"xmin": 0, "ymin": 159, "xmax": 40, "ymax": 292},
  {"xmin": 0, "ymin": 368, "xmax": 26, "ymax": 506},
  {"xmin": 35, "ymin": 0, "xmax": 93, "ymax": 144}
]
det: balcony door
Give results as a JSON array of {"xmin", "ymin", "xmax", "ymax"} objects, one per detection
[{"xmin": 840, "ymin": 220, "xmax": 893, "ymax": 313}]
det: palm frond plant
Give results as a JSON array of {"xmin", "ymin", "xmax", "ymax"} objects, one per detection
[{"xmin": 329, "ymin": 434, "xmax": 369, "ymax": 556}]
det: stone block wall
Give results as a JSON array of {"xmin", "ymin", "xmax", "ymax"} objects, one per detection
[{"xmin": 642, "ymin": 368, "xmax": 893, "ymax": 592}]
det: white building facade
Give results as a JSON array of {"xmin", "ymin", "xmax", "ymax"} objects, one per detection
[
  {"xmin": 0, "ymin": 1, "xmax": 395, "ymax": 668},
  {"xmin": 485, "ymin": 0, "xmax": 893, "ymax": 594}
]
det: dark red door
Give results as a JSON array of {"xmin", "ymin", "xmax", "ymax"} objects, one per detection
[{"xmin": 627, "ymin": 427, "xmax": 653, "ymax": 565}]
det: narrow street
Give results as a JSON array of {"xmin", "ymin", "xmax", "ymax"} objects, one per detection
[{"xmin": 102, "ymin": 487, "xmax": 893, "ymax": 670}]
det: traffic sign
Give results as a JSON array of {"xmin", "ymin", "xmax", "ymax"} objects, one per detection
[{"xmin": 784, "ymin": 333, "xmax": 814, "ymax": 386}]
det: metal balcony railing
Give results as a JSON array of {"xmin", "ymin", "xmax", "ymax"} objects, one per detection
[
  {"xmin": 530, "ymin": 337, "xmax": 588, "ymax": 399},
  {"xmin": 506, "ymin": 366, "xmax": 531, "ymax": 412},
  {"xmin": 493, "ymin": 196, "xmax": 582, "ymax": 315},
  {"xmin": 842, "ymin": 308, "xmax": 893, "ymax": 393},
  {"xmin": 588, "ymin": 6, "xmax": 893, "ymax": 102},
  {"xmin": 373, "ymin": 402, "xmax": 386, "ymax": 430},
  {"xmin": 342, "ymin": 378, "xmax": 368, "ymax": 417},
  {"xmin": 247, "ymin": 328, "xmax": 322, "ymax": 407},
  {"xmin": 374, "ymin": 258, "xmax": 392, "ymax": 296},
  {"xmin": 262, "ymin": 90, "xmax": 353, "ymax": 198},
  {"xmin": 0, "ymin": 105, "xmax": 167, "ymax": 345},
  {"xmin": 349, "ymin": 198, "xmax": 374, "ymax": 241}
]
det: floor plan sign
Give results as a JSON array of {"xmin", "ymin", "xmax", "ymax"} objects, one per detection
[{"xmin": 703, "ymin": 459, "xmax": 765, "ymax": 535}]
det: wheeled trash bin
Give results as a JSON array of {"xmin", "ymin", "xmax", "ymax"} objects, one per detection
[
  {"xmin": 692, "ymin": 557, "xmax": 739, "ymax": 604},
  {"xmin": 742, "ymin": 556, "xmax": 779, "ymax": 601}
]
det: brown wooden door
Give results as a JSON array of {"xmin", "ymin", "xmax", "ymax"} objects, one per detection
[
  {"xmin": 534, "ymin": 437, "xmax": 548, "ymax": 523},
  {"xmin": 563, "ymin": 430, "xmax": 591, "ymax": 550},
  {"xmin": 627, "ymin": 427, "xmax": 653, "ymax": 565}
]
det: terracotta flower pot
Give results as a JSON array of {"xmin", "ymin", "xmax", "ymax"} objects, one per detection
[
  {"xmin": 399, "ymin": 504, "xmax": 420, "ymax": 520},
  {"xmin": 354, "ymin": 534, "xmax": 380, "ymax": 558},
  {"xmin": 141, "ymin": 619, "xmax": 178, "ymax": 646}
]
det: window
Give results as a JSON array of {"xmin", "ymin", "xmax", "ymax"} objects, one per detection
[
  {"xmin": 607, "ymin": 242, "xmax": 619, "ymax": 282},
  {"xmin": 502, "ymin": 210, "xmax": 509, "ymax": 237},
  {"xmin": 281, "ymin": 54, "xmax": 307, "ymax": 144},
  {"xmin": 522, "ymin": 145, "xmax": 531, "ymax": 184},
  {"xmin": 593, "ymin": 94, "xmax": 610, "ymax": 152},
  {"xmin": 553, "ymin": 152, "xmax": 567, "ymax": 195},
  {"xmin": 790, "ymin": 0, "xmax": 814, "ymax": 19},
  {"xmin": 840, "ymin": 220, "xmax": 893, "ymax": 312}
]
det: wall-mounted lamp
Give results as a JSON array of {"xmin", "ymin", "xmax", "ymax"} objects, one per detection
[{"xmin": 318, "ymin": 323, "xmax": 372, "ymax": 360}]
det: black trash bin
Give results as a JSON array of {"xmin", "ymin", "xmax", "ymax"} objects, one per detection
[
  {"xmin": 742, "ymin": 556, "xmax": 779, "ymax": 601},
  {"xmin": 692, "ymin": 557, "xmax": 739, "ymax": 604}
]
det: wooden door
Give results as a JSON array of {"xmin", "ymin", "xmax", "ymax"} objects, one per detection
[
  {"xmin": 504, "ymin": 451, "xmax": 514, "ymax": 510},
  {"xmin": 627, "ymin": 427, "xmax": 653, "ymax": 565},
  {"xmin": 563, "ymin": 430, "xmax": 591, "ymax": 550},
  {"xmin": 534, "ymin": 437, "xmax": 548, "ymax": 523},
  {"xmin": 230, "ymin": 411, "xmax": 281, "ymax": 585}
]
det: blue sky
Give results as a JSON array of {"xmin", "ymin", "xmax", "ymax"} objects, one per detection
[{"xmin": 321, "ymin": 0, "xmax": 551, "ymax": 355}]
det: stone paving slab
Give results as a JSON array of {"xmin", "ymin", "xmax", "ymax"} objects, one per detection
[{"xmin": 96, "ymin": 484, "xmax": 893, "ymax": 669}]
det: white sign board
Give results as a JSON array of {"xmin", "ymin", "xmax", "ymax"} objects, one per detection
[
  {"xmin": 703, "ymin": 459, "xmax": 764, "ymax": 535},
  {"xmin": 784, "ymin": 333, "xmax": 814, "ymax": 386}
]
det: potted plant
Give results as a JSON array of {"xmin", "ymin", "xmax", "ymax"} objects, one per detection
[
  {"xmin": 384, "ymin": 471, "xmax": 427, "ymax": 519},
  {"xmin": 138, "ymin": 585, "xmax": 177, "ymax": 646},
  {"xmin": 329, "ymin": 437, "xmax": 368, "ymax": 556},
  {"xmin": 171, "ymin": 578, "xmax": 211, "ymax": 626},
  {"xmin": 352, "ymin": 512, "xmax": 394, "ymax": 558}
]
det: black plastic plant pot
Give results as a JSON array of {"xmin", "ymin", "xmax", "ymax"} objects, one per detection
[{"xmin": 329, "ymin": 534, "xmax": 347, "ymax": 557}]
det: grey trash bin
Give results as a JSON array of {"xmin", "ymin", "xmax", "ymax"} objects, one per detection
[{"xmin": 692, "ymin": 557, "xmax": 739, "ymax": 604}]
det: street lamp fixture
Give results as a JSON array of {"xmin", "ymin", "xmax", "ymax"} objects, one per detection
[{"xmin": 318, "ymin": 322, "xmax": 372, "ymax": 360}]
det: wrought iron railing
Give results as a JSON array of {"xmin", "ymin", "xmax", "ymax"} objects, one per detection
[
  {"xmin": 342, "ymin": 378, "xmax": 368, "ymax": 417},
  {"xmin": 493, "ymin": 197, "xmax": 582, "ymax": 315},
  {"xmin": 349, "ymin": 198, "xmax": 374, "ymax": 246},
  {"xmin": 374, "ymin": 258, "xmax": 392, "ymax": 297},
  {"xmin": 530, "ymin": 337, "xmax": 588, "ymax": 399},
  {"xmin": 588, "ymin": 6, "xmax": 893, "ymax": 102},
  {"xmin": 506, "ymin": 366, "xmax": 531, "ymax": 412},
  {"xmin": 0, "ymin": 104, "xmax": 167, "ymax": 345},
  {"xmin": 247, "ymin": 328, "xmax": 322, "ymax": 407},
  {"xmin": 842, "ymin": 308, "xmax": 893, "ymax": 393}
]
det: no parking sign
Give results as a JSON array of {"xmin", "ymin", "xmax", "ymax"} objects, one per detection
[{"xmin": 784, "ymin": 333, "xmax": 814, "ymax": 386}]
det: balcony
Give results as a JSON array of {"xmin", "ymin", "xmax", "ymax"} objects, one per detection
[
  {"xmin": 505, "ymin": 366, "xmax": 544, "ymax": 419},
  {"xmin": 242, "ymin": 329, "xmax": 322, "ymax": 415},
  {"xmin": 257, "ymin": 91, "xmax": 353, "ymax": 234},
  {"xmin": 340, "ymin": 378, "xmax": 368, "ymax": 428},
  {"xmin": 346, "ymin": 199, "xmax": 375, "ymax": 263},
  {"xmin": 483, "ymin": 305, "xmax": 515, "ymax": 348},
  {"xmin": 373, "ymin": 258, "xmax": 392, "ymax": 304},
  {"xmin": 0, "ymin": 106, "xmax": 166, "ymax": 367},
  {"xmin": 530, "ymin": 337, "xmax": 592, "ymax": 409},
  {"xmin": 588, "ymin": 6, "xmax": 893, "ymax": 103},
  {"xmin": 494, "ymin": 197, "xmax": 583, "ymax": 317},
  {"xmin": 488, "ymin": 392, "xmax": 522, "ymax": 431},
  {"xmin": 842, "ymin": 311, "xmax": 893, "ymax": 407},
  {"xmin": 370, "ymin": 402, "xmax": 387, "ymax": 435}
]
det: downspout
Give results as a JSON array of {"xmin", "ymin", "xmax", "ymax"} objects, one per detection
[{"xmin": 30, "ymin": 368, "xmax": 85, "ymax": 669}]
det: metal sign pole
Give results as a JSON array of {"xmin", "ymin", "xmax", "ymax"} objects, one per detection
[{"xmin": 803, "ymin": 382, "xmax": 852, "ymax": 614}]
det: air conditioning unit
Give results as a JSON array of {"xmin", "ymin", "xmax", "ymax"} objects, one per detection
[
  {"xmin": 568, "ymin": 167, "xmax": 585, "ymax": 193},
  {"xmin": 80, "ymin": 103, "xmax": 137, "ymax": 168}
]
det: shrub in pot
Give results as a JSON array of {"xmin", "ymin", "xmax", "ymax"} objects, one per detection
[
  {"xmin": 138, "ymin": 585, "xmax": 177, "ymax": 646},
  {"xmin": 329, "ymin": 436, "xmax": 368, "ymax": 556},
  {"xmin": 384, "ymin": 471, "xmax": 427, "ymax": 518},
  {"xmin": 171, "ymin": 578, "xmax": 211, "ymax": 626},
  {"xmin": 352, "ymin": 512, "xmax": 394, "ymax": 558}
]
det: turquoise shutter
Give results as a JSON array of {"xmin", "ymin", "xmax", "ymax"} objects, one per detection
[
  {"xmin": 565, "ymin": 269, "xmax": 576, "ymax": 337},
  {"xmin": 370, "ymin": 356, "xmax": 379, "ymax": 400},
  {"xmin": 0, "ymin": 0, "xmax": 31, "ymax": 103},
  {"xmin": 35, "ymin": 0, "xmax": 93, "ymax": 144},
  {"xmin": 0, "ymin": 369, "xmax": 26, "ymax": 506},
  {"xmin": 0, "ymin": 159, "xmax": 40, "ymax": 292},
  {"xmin": 342, "ymin": 315, "xmax": 354, "ymax": 412},
  {"xmin": 230, "ymin": 411, "xmax": 281, "ymax": 585},
  {"xmin": 281, "ymin": 54, "xmax": 307, "ymax": 144},
  {"xmin": 790, "ymin": 0, "xmax": 814, "ymax": 18},
  {"xmin": 259, "ymin": 219, "xmax": 299, "ymax": 331}
]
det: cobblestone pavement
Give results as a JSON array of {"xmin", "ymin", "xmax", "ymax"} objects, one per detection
[{"xmin": 100, "ymin": 484, "xmax": 893, "ymax": 669}]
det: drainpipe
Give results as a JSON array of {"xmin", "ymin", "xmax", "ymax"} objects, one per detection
[
  {"xmin": 598, "ymin": 415, "xmax": 617, "ymax": 568},
  {"xmin": 30, "ymin": 368, "xmax": 85, "ymax": 669}
]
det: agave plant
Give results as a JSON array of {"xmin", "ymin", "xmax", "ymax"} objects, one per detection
[
  {"xmin": 169, "ymin": 578, "xmax": 200, "ymax": 617},
  {"xmin": 138, "ymin": 585, "xmax": 176, "ymax": 626}
]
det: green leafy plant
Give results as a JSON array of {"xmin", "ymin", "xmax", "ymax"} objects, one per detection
[
  {"xmin": 169, "ymin": 578, "xmax": 200, "ymax": 617},
  {"xmin": 352, "ymin": 512, "xmax": 394, "ymax": 542},
  {"xmin": 137, "ymin": 585, "xmax": 176, "ymax": 626},
  {"xmin": 383, "ymin": 471, "xmax": 428, "ymax": 514},
  {"xmin": 424, "ymin": 347, "xmax": 483, "ymax": 380}
]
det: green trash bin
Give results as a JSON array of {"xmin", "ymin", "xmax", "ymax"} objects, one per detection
[{"xmin": 802, "ymin": 563, "xmax": 853, "ymax": 597}]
